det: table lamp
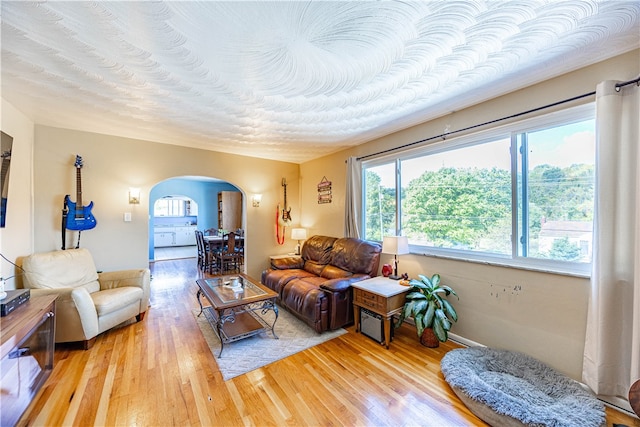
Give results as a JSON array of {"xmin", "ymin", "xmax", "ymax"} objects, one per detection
[
  {"xmin": 382, "ymin": 236, "xmax": 409, "ymax": 280},
  {"xmin": 291, "ymin": 228, "xmax": 307, "ymax": 255}
]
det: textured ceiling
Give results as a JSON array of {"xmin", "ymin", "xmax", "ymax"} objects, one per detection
[{"xmin": 1, "ymin": 1, "xmax": 639, "ymax": 163}]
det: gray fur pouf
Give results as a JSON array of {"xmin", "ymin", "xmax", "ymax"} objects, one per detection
[{"xmin": 440, "ymin": 347, "xmax": 605, "ymax": 427}]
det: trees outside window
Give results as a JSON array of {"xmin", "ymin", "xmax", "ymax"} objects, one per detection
[{"xmin": 363, "ymin": 106, "xmax": 595, "ymax": 273}]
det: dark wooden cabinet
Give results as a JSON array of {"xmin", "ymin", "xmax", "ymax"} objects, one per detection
[{"xmin": 0, "ymin": 294, "xmax": 56, "ymax": 426}]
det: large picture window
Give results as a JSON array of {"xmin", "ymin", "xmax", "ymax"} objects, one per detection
[{"xmin": 363, "ymin": 105, "xmax": 595, "ymax": 274}]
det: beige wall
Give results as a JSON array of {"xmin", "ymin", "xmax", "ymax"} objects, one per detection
[
  {"xmin": 299, "ymin": 49, "xmax": 640, "ymax": 380},
  {"xmin": 29, "ymin": 126, "xmax": 300, "ymax": 279},
  {"xmin": 0, "ymin": 100, "xmax": 34, "ymax": 286}
]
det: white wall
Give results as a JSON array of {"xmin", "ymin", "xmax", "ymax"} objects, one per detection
[
  {"xmin": 299, "ymin": 49, "xmax": 640, "ymax": 380},
  {"xmin": 0, "ymin": 100, "xmax": 34, "ymax": 289}
]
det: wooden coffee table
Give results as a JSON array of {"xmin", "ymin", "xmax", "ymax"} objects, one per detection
[{"xmin": 196, "ymin": 274, "xmax": 278, "ymax": 357}]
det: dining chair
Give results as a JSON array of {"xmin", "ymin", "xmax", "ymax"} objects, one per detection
[
  {"xmin": 215, "ymin": 231, "xmax": 243, "ymax": 274},
  {"xmin": 204, "ymin": 228, "xmax": 219, "ymax": 236},
  {"xmin": 195, "ymin": 230, "xmax": 217, "ymax": 273},
  {"xmin": 195, "ymin": 230, "xmax": 205, "ymax": 270}
]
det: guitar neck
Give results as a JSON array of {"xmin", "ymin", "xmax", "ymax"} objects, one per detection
[{"xmin": 76, "ymin": 167, "xmax": 83, "ymax": 208}]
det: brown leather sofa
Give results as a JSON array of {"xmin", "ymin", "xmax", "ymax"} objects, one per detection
[{"xmin": 261, "ymin": 235, "xmax": 381, "ymax": 333}]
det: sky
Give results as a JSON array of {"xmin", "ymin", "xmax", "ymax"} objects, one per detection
[{"xmin": 370, "ymin": 119, "xmax": 595, "ymax": 188}]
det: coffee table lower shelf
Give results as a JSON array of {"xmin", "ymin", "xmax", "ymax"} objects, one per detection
[{"xmin": 200, "ymin": 303, "xmax": 278, "ymax": 357}]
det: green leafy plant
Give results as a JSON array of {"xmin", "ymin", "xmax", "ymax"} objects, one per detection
[{"xmin": 396, "ymin": 273, "xmax": 459, "ymax": 343}]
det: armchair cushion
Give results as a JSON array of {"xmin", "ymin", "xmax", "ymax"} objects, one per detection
[
  {"xmin": 23, "ymin": 248, "xmax": 100, "ymax": 293},
  {"xmin": 91, "ymin": 287, "xmax": 143, "ymax": 316}
]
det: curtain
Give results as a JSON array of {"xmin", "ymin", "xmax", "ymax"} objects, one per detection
[
  {"xmin": 344, "ymin": 156, "xmax": 361, "ymax": 238},
  {"xmin": 582, "ymin": 80, "xmax": 640, "ymax": 399}
]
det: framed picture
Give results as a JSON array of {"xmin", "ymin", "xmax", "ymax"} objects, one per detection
[{"xmin": 1, "ymin": 132, "xmax": 13, "ymax": 228}]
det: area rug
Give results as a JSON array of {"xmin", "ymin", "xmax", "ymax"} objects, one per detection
[{"xmin": 193, "ymin": 306, "xmax": 346, "ymax": 380}]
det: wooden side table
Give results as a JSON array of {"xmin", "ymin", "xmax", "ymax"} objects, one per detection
[
  {"xmin": 352, "ymin": 276, "xmax": 409, "ymax": 349},
  {"xmin": 1, "ymin": 293, "xmax": 57, "ymax": 426}
]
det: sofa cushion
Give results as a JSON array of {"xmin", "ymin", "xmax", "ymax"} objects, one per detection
[
  {"xmin": 262, "ymin": 268, "xmax": 315, "ymax": 296},
  {"xmin": 301, "ymin": 235, "xmax": 336, "ymax": 264},
  {"xmin": 304, "ymin": 260, "xmax": 327, "ymax": 276},
  {"xmin": 281, "ymin": 278, "xmax": 329, "ymax": 332},
  {"xmin": 320, "ymin": 264, "xmax": 353, "ymax": 280},
  {"xmin": 330, "ymin": 238, "xmax": 382, "ymax": 275}
]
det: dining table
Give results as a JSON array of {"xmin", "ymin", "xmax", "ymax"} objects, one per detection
[
  {"xmin": 203, "ymin": 233, "xmax": 244, "ymax": 273},
  {"xmin": 203, "ymin": 234, "xmax": 244, "ymax": 251}
]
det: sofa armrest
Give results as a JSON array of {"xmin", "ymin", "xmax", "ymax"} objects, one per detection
[
  {"xmin": 270, "ymin": 257, "xmax": 304, "ymax": 270},
  {"xmin": 320, "ymin": 274, "xmax": 370, "ymax": 293}
]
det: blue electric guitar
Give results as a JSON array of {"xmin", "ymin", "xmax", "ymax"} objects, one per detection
[{"xmin": 64, "ymin": 155, "xmax": 97, "ymax": 231}]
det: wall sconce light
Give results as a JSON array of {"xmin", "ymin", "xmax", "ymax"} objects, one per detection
[
  {"xmin": 252, "ymin": 194, "xmax": 262, "ymax": 207},
  {"xmin": 129, "ymin": 187, "xmax": 141, "ymax": 204},
  {"xmin": 291, "ymin": 228, "xmax": 307, "ymax": 255}
]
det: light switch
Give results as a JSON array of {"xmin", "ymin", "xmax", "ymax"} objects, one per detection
[{"xmin": 124, "ymin": 212, "xmax": 132, "ymax": 222}]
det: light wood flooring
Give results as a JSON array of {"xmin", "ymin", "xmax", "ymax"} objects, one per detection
[
  {"xmin": 20, "ymin": 258, "xmax": 639, "ymax": 426},
  {"xmin": 153, "ymin": 245, "xmax": 197, "ymax": 261}
]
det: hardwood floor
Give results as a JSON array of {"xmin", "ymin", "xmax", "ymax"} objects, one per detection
[
  {"xmin": 153, "ymin": 245, "xmax": 197, "ymax": 261},
  {"xmin": 20, "ymin": 258, "xmax": 639, "ymax": 426}
]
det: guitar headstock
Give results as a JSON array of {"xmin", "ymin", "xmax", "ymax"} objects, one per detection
[{"xmin": 74, "ymin": 155, "xmax": 83, "ymax": 169}]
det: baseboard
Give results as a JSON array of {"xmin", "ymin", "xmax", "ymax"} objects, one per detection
[
  {"xmin": 400, "ymin": 318, "xmax": 483, "ymax": 349},
  {"xmin": 599, "ymin": 395, "xmax": 637, "ymax": 419},
  {"xmin": 448, "ymin": 332, "xmax": 484, "ymax": 348}
]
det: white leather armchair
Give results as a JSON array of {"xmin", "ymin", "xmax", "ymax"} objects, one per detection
[{"xmin": 22, "ymin": 248, "xmax": 150, "ymax": 349}]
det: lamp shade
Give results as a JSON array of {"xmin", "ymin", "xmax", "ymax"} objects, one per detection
[
  {"xmin": 291, "ymin": 228, "xmax": 307, "ymax": 240},
  {"xmin": 382, "ymin": 236, "xmax": 409, "ymax": 255}
]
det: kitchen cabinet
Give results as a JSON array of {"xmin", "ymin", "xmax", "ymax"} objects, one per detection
[
  {"xmin": 175, "ymin": 226, "xmax": 196, "ymax": 246},
  {"xmin": 218, "ymin": 191, "xmax": 242, "ymax": 231},
  {"xmin": 154, "ymin": 226, "xmax": 196, "ymax": 247},
  {"xmin": 154, "ymin": 232, "xmax": 175, "ymax": 247}
]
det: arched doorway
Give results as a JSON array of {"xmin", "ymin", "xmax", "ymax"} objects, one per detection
[
  {"xmin": 148, "ymin": 176, "xmax": 244, "ymax": 262},
  {"xmin": 152, "ymin": 195, "xmax": 198, "ymax": 261}
]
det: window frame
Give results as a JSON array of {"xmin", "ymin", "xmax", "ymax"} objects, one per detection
[{"xmin": 362, "ymin": 103, "xmax": 595, "ymax": 277}]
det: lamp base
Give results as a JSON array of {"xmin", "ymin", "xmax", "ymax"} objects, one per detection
[{"xmin": 388, "ymin": 275, "xmax": 401, "ymax": 280}]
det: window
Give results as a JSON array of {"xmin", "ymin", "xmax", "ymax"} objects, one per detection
[
  {"xmin": 363, "ymin": 105, "xmax": 595, "ymax": 274},
  {"xmin": 154, "ymin": 197, "xmax": 187, "ymax": 217}
]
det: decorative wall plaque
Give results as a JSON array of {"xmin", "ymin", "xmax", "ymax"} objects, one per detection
[{"xmin": 317, "ymin": 176, "xmax": 332, "ymax": 204}]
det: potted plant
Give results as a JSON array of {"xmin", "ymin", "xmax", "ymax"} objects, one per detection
[{"xmin": 395, "ymin": 273, "xmax": 458, "ymax": 348}]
